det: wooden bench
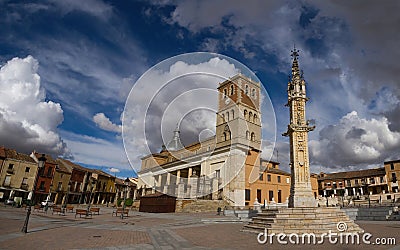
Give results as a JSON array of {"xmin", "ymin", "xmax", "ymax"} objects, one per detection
[
  {"xmin": 90, "ymin": 207, "xmax": 100, "ymax": 215},
  {"xmin": 66, "ymin": 205, "xmax": 74, "ymax": 213},
  {"xmin": 112, "ymin": 208, "xmax": 129, "ymax": 217},
  {"xmin": 52, "ymin": 207, "xmax": 65, "ymax": 215},
  {"xmin": 75, "ymin": 209, "xmax": 92, "ymax": 218}
]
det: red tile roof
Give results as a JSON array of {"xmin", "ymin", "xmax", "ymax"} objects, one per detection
[
  {"xmin": 3, "ymin": 147, "xmax": 36, "ymax": 163},
  {"xmin": 318, "ymin": 167, "xmax": 385, "ymax": 181}
]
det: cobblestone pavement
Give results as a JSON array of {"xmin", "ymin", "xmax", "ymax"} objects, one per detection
[{"xmin": 0, "ymin": 205, "xmax": 399, "ymax": 249}]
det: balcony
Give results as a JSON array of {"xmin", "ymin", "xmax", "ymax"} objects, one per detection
[
  {"xmin": 6, "ymin": 169, "xmax": 14, "ymax": 174},
  {"xmin": 20, "ymin": 184, "xmax": 29, "ymax": 190}
]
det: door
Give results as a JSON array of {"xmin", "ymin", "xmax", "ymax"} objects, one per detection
[
  {"xmin": 278, "ymin": 190, "xmax": 282, "ymax": 203},
  {"xmin": 257, "ymin": 189, "xmax": 262, "ymax": 203}
]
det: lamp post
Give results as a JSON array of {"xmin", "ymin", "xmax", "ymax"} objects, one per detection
[
  {"xmin": 22, "ymin": 154, "xmax": 46, "ymax": 233},
  {"xmin": 121, "ymin": 178, "xmax": 129, "ymax": 219},
  {"xmin": 87, "ymin": 179, "xmax": 96, "ymax": 215},
  {"xmin": 63, "ymin": 180, "xmax": 72, "ymax": 209},
  {"xmin": 45, "ymin": 184, "xmax": 53, "ymax": 213},
  {"xmin": 366, "ymin": 183, "xmax": 370, "ymax": 208}
]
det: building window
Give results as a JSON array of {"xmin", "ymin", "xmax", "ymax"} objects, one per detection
[
  {"xmin": 254, "ymin": 114, "xmax": 257, "ymax": 124},
  {"xmin": 230, "ymin": 85, "xmax": 234, "ymax": 95},
  {"xmin": 251, "ymin": 132, "xmax": 255, "ymax": 141},
  {"xmin": 245, "ymin": 85, "xmax": 249, "ymax": 95},
  {"xmin": 231, "ymin": 110, "xmax": 234, "ymax": 119},
  {"xmin": 215, "ymin": 170, "xmax": 220, "ymax": 179},
  {"xmin": 251, "ymin": 89, "xmax": 256, "ymax": 98},
  {"xmin": 246, "ymin": 131, "xmax": 250, "ymax": 140},
  {"xmin": 226, "ymin": 112, "xmax": 229, "ymax": 121},
  {"xmin": 57, "ymin": 181, "xmax": 62, "ymax": 191},
  {"xmin": 380, "ymin": 176, "xmax": 385, "ymax": 183},
  {"xmin": 245, "ymin": 189, "xmax": 250, "ymax": 201},
  {"xmin": 4, "ymin": 175, "xmax": 11, "ymax": 186},
  {"xmin": 21, "ymin": 177, "xmax": 28, "ymax": 186},
  {"xmin": 259, "ymin": 173, "xmax": 263, "ymax": 181},
  {"xmin": 392, "ymin": 173, "xmax": 397, "ymax": 183},
  {"xmin": 347, "ymin": 180, "xmax": 351, "ymax": 186},
  {"xmin": 222, "ymin": 114, "xmax": 225, "ymax": 122},
  {"xmin": 267, "ymin": 174, "xmax": 271, "ymax": 182},
  {"xmin": 249, "ymin": 111, "xmax": 252, "ymax": 121},
  {"xmin": 277, "ymin": 176, "xmax": 281, "ymax": 183},
  {"xmin": 268, "ymin": 190, "xmax": 274, "ymax": 201},
  {"xmin": 223, "ymin": 89, "xmax": 227, "ymax": 99},
  {"xmin": 39, "ymin": 181, "xmax": 45, "ymax": 191},
  {"xmin": 369, "ymin": 177, "xmax": 375, "ymax": 184},
  {"xmin": 25, "ymin": 167, "xmax": 30, "ymax": 173},
  {"xmin": 8, "ymin": 164, "xmax": 13, "ymax": 170},
  {"xmin": 391, "ymin": 163, "xmax": 395, "ymax": 170},
  {"xmin": 355, "ymin": 179, "xmax": 359, "ymax": 185},
  {"xmin": 286, "ymin": 177, "xmax": 290, "ymax": 184},
  {"xmin": 47, "ymin": 167, "xmax": 53, "ymax": 177}
]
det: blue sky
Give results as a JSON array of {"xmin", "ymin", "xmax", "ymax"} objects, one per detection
[{"xmin": 0, "ymin": 0, "xmax": 399, "ymax": 177}]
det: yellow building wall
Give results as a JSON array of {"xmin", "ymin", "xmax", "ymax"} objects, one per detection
[{"xmin": 0, "ymin": 159, "xmax": 38, "ymax": 192}]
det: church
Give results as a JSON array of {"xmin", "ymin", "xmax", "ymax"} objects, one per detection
[{"xmin": 136, "ymin": 57, "xmax": 318, "ymax": 208}]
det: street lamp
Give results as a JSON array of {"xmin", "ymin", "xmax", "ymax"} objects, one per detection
[
  {"xmin": 121, "ymin": 178, "xmax": 129, "ymax": 219},
  {"xmin": 22, "ymin": 154, "xmax": 46, "ymax": 233},
  {"xmin": 63, "ymin": 180, "xmax": 72, "ymax": 209},
  {"xmin": 86, "ymin": 179, "xmax": 96, "ymax": 215},
  {"xmin": 45, "ymin": 184, "xmax": 53, "ymax": 213}
]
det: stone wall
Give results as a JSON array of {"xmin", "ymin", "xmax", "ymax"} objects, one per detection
[{"xmin": 176, "ymin": 199, "xmax": 229, "ymax": 213}]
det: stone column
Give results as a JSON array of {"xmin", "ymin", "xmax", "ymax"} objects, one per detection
[
  {"xmin": 177, "ymin": 181, "xmax": 185, "ymax": 199},
  {"xmin": 190, "ymin": 172, "xmax": 198, "ymax": 199},
  {"xmin": 212, "ymin": 178, "xmax": 219, "ymax": 200},
  {"xmin": 188, "ymin": 168, "xmax": 193, "ymax": 184},
  {"xmin": 176, "ymin": 170, "xmax": 181, "ymax": 185},
  {"xmin": 163, "ymin": 173, "xmax": 170, "ymax": 194}
]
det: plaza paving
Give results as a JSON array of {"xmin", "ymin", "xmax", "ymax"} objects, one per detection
[{"xmin": 0, "ymin": 205, "xmax": 399, "ymax": 249}]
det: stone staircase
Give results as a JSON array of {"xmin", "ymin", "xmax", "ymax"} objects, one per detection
[
  {"xmin": 355, "ymin": 207, "xmax": 395, "ymax": 220},
  {"xmin": 243, "ymin": 207, "xmax": 364, "ymax": 235}
]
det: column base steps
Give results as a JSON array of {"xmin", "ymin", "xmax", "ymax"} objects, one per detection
[{"xmin": 242, "ymin": 207, "xmax": 364, "ymax": 235}]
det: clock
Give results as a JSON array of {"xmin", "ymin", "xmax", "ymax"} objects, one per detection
[{"xmin": 224, "ymin": 98, "xmax": 231, "ymax": 105}]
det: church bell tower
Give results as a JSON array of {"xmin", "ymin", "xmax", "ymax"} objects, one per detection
[{"xmin": 283, "ymin": 47, "xmax": 317, "ymax": 208}]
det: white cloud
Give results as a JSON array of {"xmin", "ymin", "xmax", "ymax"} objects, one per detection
[
  {"xmin": 61, "ymin": 130, "xmax": 132, "ymax": 170},
  {"xmin": 0, "ymin": 56, "xmax": 70, "ymax": 156},
  {"xmin": 109, "ymin": 167, "xmax": 120, "ymax": 173},
  {"xmin": 93, "ymin": 113, "xmax": 122, "ymax": 133},
  {"xmin": 48, "ymin": 0, "xmax": 113, "ymax": 20},
  {"xmin": 122, "ymin": 56, "xmax": 240, "ymax": 171},
  {"xmin": 309, "ymin": 111, "xmax": 400, "ymax": 167}
]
